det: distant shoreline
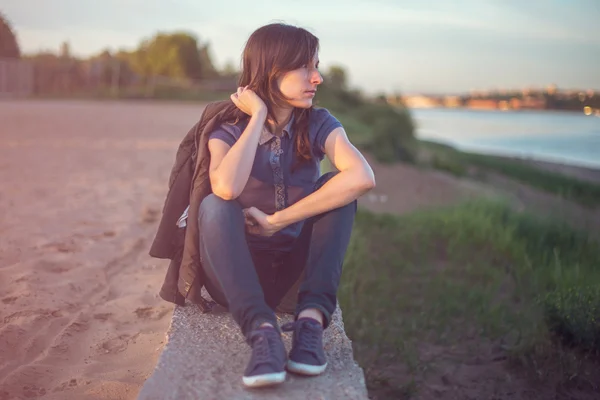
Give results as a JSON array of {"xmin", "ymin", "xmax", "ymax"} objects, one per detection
[
  {"xmin": 499, "ymin": 155, "xmax": 600, "ymax": 184},
  {"xmin": 408, "ymin": 105, "xmax": 596, "ymax": 116},
  {"xmin": 465, "ymin": 146, "xmax": 600, "ymax": 172},
  {"xmin": 428, "ymin": 139, "xmax": 600, "ymax": 183},
  {"xmin": 412, "ymin": 107, "xmax": 600, "ymax": 173}
]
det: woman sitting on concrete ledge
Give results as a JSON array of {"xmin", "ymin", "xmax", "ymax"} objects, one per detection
[{"xmin": 197, "ymin": 23, "xmax": 375, "ymax": 388}]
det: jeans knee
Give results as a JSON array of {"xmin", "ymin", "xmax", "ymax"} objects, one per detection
[
  {"xmin": 347, "ymin": 198, "xmax": 358, "ymax": 213},
  {"xmin": 314, "ymin": 172, "xmax": 357, "ymax": 214},
  {"xmin": 333, "ymin": 198, "xmax": 357, "ymax": 219},
  {"xmin": 198, "ymin": 194, "xmax": 241, "ymax": 229},
  {"xmin": 314, "ymin": 171, "xmax": 338, "ymax": 191}
]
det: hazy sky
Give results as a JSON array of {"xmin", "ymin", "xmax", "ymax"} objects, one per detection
[{"xmin": 3, "ymin": 0, "xmax": 600, "ymax": 94}]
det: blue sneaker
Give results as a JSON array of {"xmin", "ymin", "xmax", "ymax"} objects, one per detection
[
  {"xmin": 282, "ymin": 318, "xmax": 327, "ymax": 376},
  {"xmin": 242, "ymin": 326, "xmax": 287, "ymax": 388}
]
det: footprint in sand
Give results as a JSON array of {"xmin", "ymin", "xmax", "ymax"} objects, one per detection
[
  {"xmin": 41, "ymin": 240, "xmax": 80, "ymax": 253},
  {"xmin": 3, "ymin": 309, "xmax": 62, "ymax": 324},
  {"xmin": 52, "ymin": 379, "xmax": 79, "ymax": 393},
  {"xmin": 20, "ymin": 385, "xmax": 47, "ymax": 399},
  {"xmin": 99, "ymin": 333, "xmax": 139, "ymax": 354},
  {"xmin": 40, "ymin": 230, "xmax": 116, "ymax": 255},
  {"xmin": 2, "ymin": 296, "xmax": 17, "ymax": 305},
  {"xmin": 134, "ymin": 306, "xmax": 170, "ymax": 320},
  {"xmin": 93, "ymin": 312, "xmax": 113, "ymax": 321},
  {"xmin": 134, "ymin": 307, "xmax": 154, "ymax": 319},
  {"xmin": 140, "ymin": 206, "xmax": 160, "ymax": 224},
  {"xmin": 76, "ymin": 230, "xmax": 117, "ymax": 240},
  {"xmin": 34, "ymin": 259, "xmax": 73, "ymax": 274}
]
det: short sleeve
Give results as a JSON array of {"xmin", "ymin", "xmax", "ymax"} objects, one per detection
[
  {"xmin": 311, "ymin": 108, "xmax": 343, "ymax": 159},
  {"xmin": 208, "ymin": 123, "xmax": 241, "ymax": 147}
]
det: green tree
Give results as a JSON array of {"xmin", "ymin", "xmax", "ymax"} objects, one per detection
[
  {"xmin": 86, "ymin": 49, "xmax": 134, "ymax": 88},
  {"xmin": 0, "ymin": 12, "xmax": 20, "ymax": 58},
  {"xmin": 23, "ymin": 51, "xmax": 86, "ymax": 94},
  {"xmin": 132, "ymin": 32, "xmax": 204, "ymax": 80},
  {"xmin": 221, "ymin": 59, "xmax": 239, "ymax": 77},
  {"xmin": 198, "ymin": 43, "xmax": 219, "ymax": 79},
  {"xmin": 325, "ymin": 65, "xmax": 348, "ymax": 90},
  {"xmin": 59, "ymin": 41, "xmax": 71, "ymax": 59}
]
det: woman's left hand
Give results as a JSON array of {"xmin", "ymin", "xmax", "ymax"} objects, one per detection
[{"xmin": 243, "ymin": 207, "xmax": 283, "ymax": 237}]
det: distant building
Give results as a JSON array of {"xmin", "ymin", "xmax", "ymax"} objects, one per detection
[
  {"xmin": 402, "ymin": 95, "xmax": 442, "ymax": 108},
  {"xmin": 509, "ymin": 98, "xmax": 522, "ymax": 110},
  {"xmin": 521, "ymin": 96, "xmax": 547, "ymax": 109},
  {"xmin": 443, "ymin": 96, "xmax": 462, "ymax": 108},
  {"xmin": 465, "ymin": 99, "xmax": 498, "ymax": 110}
]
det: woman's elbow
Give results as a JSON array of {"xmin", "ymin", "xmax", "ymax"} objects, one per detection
[
  {"xmin": 357, "ymin": 171, "xmax": 376, "ymax": 192},
  {"xmin": 363, "ymin": 176, "xmax": 376, "ymax": 191},
  {"xmin": 210, "ymin": 181, "xmax": 240, "ymax": 201},
  {"xmin": 212, "ymin": 189, "xmax": 237, "ymax": 201}
]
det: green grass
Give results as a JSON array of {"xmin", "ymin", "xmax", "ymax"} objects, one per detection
[
  {"xmin": 420, "ymin": 140, "xmax": 600, "ymax": 207},
  {"xmin": 315, "ymin": 86, "xmax": 417, "ymax": 163},
  {"xmin": 330, "ymin": 111, "xmax": 373, "ymax": 148},
  {"xmin": 339, "ymin": 200, "xmax": 600, "ymax": 397}
]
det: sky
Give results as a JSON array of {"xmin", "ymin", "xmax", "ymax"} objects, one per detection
[{"xmin": 3, "ymin": 0, "xmax": 600, "ymax": 94}]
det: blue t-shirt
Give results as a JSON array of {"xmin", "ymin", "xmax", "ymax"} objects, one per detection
[{"xmin": 209, "ymin": 107, "xmax": 342, "ymax": 252}]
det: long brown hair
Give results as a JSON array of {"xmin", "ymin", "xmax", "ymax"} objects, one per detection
[{"xmin": 226, "ymin": 23, "xmax": 320, "ymax": 164}]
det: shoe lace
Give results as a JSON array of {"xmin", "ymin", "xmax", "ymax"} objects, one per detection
[
  {"xmin": 282, "ymin": 320, "xmax": 321, "ymax": 355},
  {"xmin": 248, "ymin": 329, "xmax": 279, "ymax": 365}
]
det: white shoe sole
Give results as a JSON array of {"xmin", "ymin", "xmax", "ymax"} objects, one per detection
[
  {"xmin": 242, "ymin": 371, "xmax": 286, "ymax": 388},
  {"xmin": 287, "ymin": 360, "xmax": 327, "ymax": 376}
]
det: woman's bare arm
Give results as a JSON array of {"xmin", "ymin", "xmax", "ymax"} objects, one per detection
[
  {"xmin": 268, "ymin": 126, "xmax": 375, "ymax": 228},
  {"xmin": 208, "ymin": 110, "xmax": 267, "ymax": 200}
]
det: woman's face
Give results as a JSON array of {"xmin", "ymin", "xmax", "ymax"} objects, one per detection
[{"xmin": 277, "ymin": 53, "xmax": 323, "ymax": 109}]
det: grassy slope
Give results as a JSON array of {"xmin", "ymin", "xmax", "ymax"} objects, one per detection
[
  {"xmin": 420, "ymin": 140, "xmax": 600, "ymax": 207},
  {"xmin": 339, "ymin": 201, "xmax": 600, "ymax": 397}
]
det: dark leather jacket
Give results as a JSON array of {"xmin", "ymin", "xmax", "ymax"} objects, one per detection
[{"xmin": 149, "ymin": 100, "xmax": 240, "ymax": 312}]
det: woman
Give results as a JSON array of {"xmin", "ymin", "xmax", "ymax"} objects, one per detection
[{"xmin": 199, "ymin": 22, "xmax": 375, "ymax": 388}]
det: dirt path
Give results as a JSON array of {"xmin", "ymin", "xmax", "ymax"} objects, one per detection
[
  {"xmin": 479, "ymin": 170, "xmax": 600, "ymax": 236},
  {"xmin": 358, "ymin": 154, "xmax": 494, "ymax": 214}
]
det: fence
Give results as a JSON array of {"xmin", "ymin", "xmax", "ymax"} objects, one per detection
[{"xmin": 0, "ymin": 58, "xmax": 33, "ymax": 98}]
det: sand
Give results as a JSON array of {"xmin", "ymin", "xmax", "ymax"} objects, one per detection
[{"xmin": 0, "ymin": 100, "xmax": 205, "ymax": 400}]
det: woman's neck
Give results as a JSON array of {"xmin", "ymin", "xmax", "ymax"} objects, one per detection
[{"xmin": 267, "ymin": 106, "xmax": 293, "ymax": 135}]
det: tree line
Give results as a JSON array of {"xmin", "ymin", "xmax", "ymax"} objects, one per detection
[{"xmin": 1, "ymin": 11, "xmax": 235, "ymax": 94}]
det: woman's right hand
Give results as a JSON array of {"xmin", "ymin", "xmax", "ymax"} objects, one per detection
[{"xmin": 230, "ymin": 86, "xmax": 267, "ymax": 117}]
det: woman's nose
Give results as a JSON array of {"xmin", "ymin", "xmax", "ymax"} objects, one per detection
[{"xmin": 311, "ymin": 70, "xmax": 323, "ymax": 85}]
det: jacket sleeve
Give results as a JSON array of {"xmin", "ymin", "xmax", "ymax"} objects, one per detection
[
  {"xmin": 149, "ymin": 117, "xmax": 204, "ymax": 259},
  {"xmin": 168, "ymin": 122, "xmax": 200, "ymax": 189}
]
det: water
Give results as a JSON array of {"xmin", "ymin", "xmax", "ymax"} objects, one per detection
[{"xmin": 411, "ymin": 108, "xmax": 600, "ymax": 169}]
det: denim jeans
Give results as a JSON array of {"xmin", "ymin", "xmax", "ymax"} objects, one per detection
[{"xmin": 197, "ymin": 172, "xmax": 356, "ymax": 338}]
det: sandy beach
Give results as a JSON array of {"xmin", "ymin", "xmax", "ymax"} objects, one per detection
[
  {"xmin": 0, "ymin": 100, "xmax": 206, "ymax": 399},
  {"xmin": 1, "ymin": 99, "xmax": 599, "ymax": 400}
]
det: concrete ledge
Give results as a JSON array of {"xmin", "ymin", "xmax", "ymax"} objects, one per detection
[{"xmin": 138, "ymin": 294, "xmax": 368, "ymax": 399}]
